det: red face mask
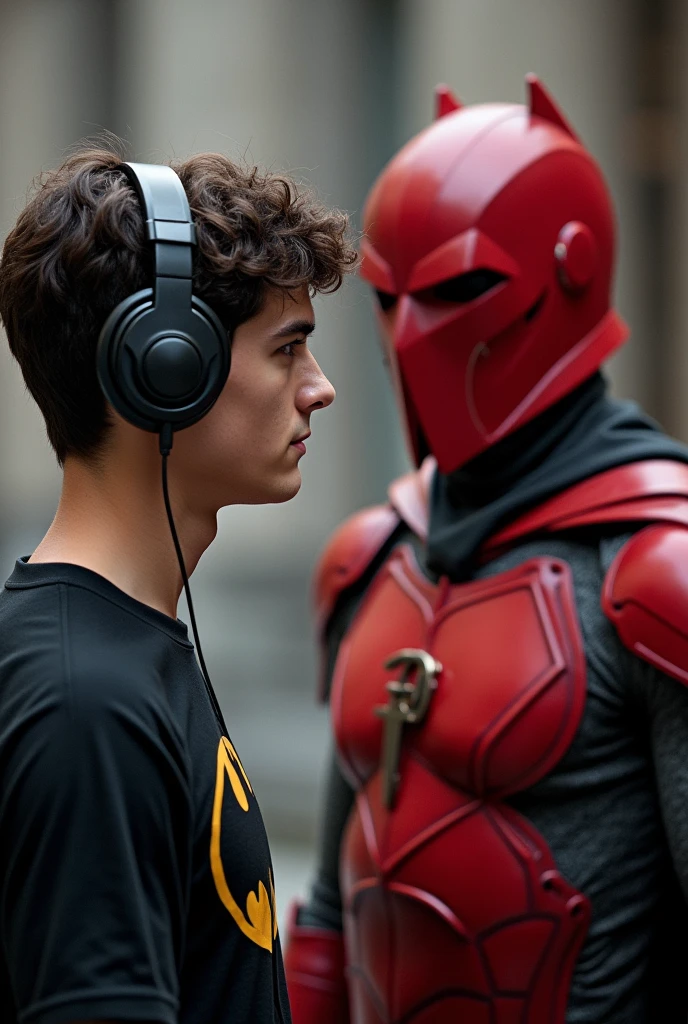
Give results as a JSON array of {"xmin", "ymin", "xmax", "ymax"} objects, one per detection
[{"xmin": 361, "ymin": 76, "xmax": 628, "ymax": 474}]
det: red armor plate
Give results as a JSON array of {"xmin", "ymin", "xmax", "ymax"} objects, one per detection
[
  {"xmin": 284, "ymin": 902, "xmax": 350, "ymax": 1024},
  {"xmin": 602, "ymin": 523, "xmax": 688, "ymax": 685},
  {"xmin": 314, "ymin": 504, "xmax": 401, "ymax": 636},
  {"xmin": 331, "ymin": 546, "xmax": 589, "ymax": 1024}
]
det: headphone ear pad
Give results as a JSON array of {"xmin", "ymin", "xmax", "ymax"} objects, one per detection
[
  {"xmin": 192, "ymin": 294, "xmax": 230, "ymax": 359},
  {"xmin": 97, "ymin": 287, "xmax": 154, "ymax": 422},
  {"xmin": 97, "ymin": 289, "xmax": 231, "ymax": 432}
]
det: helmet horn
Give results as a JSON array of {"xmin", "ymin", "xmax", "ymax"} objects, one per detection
[
  {"xmin": 526, "ymin": 73, "xmax": 579, "ymax": 140},
  {"xmin": 434, "ymin": 84, "xmax": 463, "ymax": 119}
]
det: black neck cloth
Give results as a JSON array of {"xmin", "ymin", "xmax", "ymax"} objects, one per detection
[{"xmin": 427, "ymin": 372, "xmax": 688, "ymax": 581}]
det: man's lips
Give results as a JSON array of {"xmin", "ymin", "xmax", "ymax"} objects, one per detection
[{"xmin": 290, "ymin": 431, "xmax": 310, "ymax": 454}]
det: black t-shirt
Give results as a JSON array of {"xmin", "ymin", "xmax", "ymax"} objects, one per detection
[{"xmin": 0, "ymin": 558, "xmax": 291, "ymax": 1024}]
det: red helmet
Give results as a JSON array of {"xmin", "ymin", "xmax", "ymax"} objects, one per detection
[{"xmin": 360, "ymin": 75, "xmax": 628, "ymax": 474}]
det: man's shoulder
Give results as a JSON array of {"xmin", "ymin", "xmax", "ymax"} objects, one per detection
[{"xmin": 0, "ymin": 575, "xmax": 177, "ymax": 731}]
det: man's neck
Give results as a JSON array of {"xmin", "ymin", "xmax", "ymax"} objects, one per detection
[{"xmin": 30, "ymin": 454, "xmax": 217, "ymax": 619}]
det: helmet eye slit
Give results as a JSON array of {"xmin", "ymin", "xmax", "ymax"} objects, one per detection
[
  {"xmin": 432, "ymin": 269, "xmax": 507, "ymax": 304},
  {"xmin": 375, "ymin": 289, "xmax": 397, "ymax": 312}
]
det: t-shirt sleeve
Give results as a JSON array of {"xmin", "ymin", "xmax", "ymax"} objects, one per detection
[{"xmin": 0, "ymin": 671, "xmax": 192, "ymax": 1024}]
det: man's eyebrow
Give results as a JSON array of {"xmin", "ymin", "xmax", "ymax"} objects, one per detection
[{"xmin": 271, "ymin": 319, "xmax": 316, "ymax": 339}]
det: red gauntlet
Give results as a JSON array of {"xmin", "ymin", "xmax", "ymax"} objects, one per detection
[{"xmin": 284, "ymin": 902, "xmax": 350, "ymax": 1024}]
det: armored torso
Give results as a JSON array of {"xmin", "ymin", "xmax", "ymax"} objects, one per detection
[{"xmin": 332, "ymin": 543, "xmax": 589, "ymax": 1024}]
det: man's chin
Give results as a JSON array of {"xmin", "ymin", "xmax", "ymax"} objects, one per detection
[
  {"xmin": 240, "ymin": 469, "xmax": 302, "ymax": 506},
  {"xmin": 268, "ymin": 480, "xmax": 302, "ymax": 504}
]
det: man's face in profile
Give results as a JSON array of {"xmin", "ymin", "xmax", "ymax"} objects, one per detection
[{"xmin": 171, "ymin": 284, "xmax": 335, "ymax": 511}]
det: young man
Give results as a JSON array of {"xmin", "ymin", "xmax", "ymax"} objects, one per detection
[
  {"xmin": 285, "ymin": 78, "xmax": 688, "ymax": 1023},
  {"xmin": 0, "ymin": 148, "xmax": 356, "ymax": 1024}
]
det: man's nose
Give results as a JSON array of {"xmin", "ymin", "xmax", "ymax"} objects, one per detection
[{"xmin": 299, "ymin": 356, "xmax": 335, "ymax": 412}]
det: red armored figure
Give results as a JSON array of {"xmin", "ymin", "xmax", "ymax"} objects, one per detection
[{"xmin": 285, "ymin": 76, "xmax": 688, "ymax": 1024}]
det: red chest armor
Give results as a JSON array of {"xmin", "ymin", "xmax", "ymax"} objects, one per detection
[{"xmin": 331, "ymin": 544, "xmax": 589, "ymax": 1024}]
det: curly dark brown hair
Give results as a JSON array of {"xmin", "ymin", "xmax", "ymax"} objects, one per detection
[{"xmin": 0, "ymin": 147, "xmax": 358, "ymax": 465}]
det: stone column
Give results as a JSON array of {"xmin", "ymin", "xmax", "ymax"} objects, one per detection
[
  {"xmin": 663, "ymin": 0, "xmax": 688, "ymax": 439},
  {"xmin": 0, "ymin": 0, "xmax": 119, "ymax": 552}
]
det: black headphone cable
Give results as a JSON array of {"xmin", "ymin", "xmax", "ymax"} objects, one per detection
[{"xmin": 159, "ymin": 423, "xmax": 228, "ymax": 734}]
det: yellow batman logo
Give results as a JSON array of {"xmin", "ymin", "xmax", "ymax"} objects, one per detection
[{"xmin": 210, "ymin": 737, "xmax": 278, "ymax": 952}]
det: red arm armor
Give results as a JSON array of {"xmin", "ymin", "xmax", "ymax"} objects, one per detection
[
  {"xmin": 284, "ymin": 902, "xmax": 349, "ymax": 1024},
  {"xmin": 602, "ymin": 523, "xmax": 688, "ymax": 685}
]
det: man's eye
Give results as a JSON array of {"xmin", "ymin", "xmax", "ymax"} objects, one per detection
[{"xmin": 278, "ymin": 339, "xmax": 306, "ymax": 357}]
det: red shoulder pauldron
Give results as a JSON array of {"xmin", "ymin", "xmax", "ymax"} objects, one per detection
[
  {"xmin": 313, "ymin": 505, "xmax": 399, "ymax": 702},
  {"xmin": 314, "ymin": 504, "xmax": 401, "ymax": 636},
  {"xmin": 602, "ymin": 524, "xmax": 688, "ymax": 685},
  {"xmin": 313, "ymin": 458, "xmax": 435, "ymax": 700},
  {"xmin": 314, "ymin": 457, "xmax": 435, "ymax": 635}
]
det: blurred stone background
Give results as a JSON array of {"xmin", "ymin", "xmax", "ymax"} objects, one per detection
[{"xmin": 1, "ymin": 0, "xmax": 687, "ymax": 924}]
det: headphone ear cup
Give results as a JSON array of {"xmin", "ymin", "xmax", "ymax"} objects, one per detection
[
  {"xmin": 97, "ymin": 290, "xmax": 230, "ymax": 432},
  {"xmin": 191, "ymin": 294, "xmax": 231, "ymax": 376}
]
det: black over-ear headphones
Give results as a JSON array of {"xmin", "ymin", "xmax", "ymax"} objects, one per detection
[{"xmin": 97, "ymin": 161, "xmax": 230, "ymax": 435}]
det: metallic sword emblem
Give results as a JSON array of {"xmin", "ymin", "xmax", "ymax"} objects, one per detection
[{"xmin": 374, "ymin": 648, "xmax": 442, "ymax": 809}]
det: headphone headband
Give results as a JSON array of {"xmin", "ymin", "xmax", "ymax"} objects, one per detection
[
  {"xmin": 97, "ymin": 161, "xmax": 230, "ymax": 433},
  {"xmin": 119, "ymin": 162, "xmax": 196, "ymax": 284}
]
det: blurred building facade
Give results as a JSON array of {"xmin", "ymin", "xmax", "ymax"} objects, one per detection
[{"xmin": 0, "ymin": 0, "xmax": 686, "ymax": 873}]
